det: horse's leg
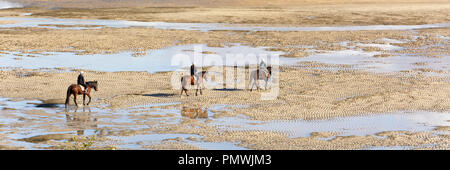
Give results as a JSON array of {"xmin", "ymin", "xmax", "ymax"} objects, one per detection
[
  {"xmin": 255, "ymin": 78, "xmax": 260, "ymax": 91},
  {"xmin": 249, "ymin": 73, "xmax": 254, "ymax": 91},
  {"xmin": 265, "ymin": 77, "xmax": 268, "ymax": 90},
  {"xmin": 73, "ymin": 94, "xmax": 78, "ymax": 107},
  {"xmin": 249, "ymin": 77, "xmax": 254, "ymax": 92},
  {"xmin": 87, "ymin": 94, "xmax": 92, "ymax": 105},
  {"xmin": 183, "ymin": 86, "xmax": 189, "ymax": 96},
  {"xmin": 195, "ymin": 83, "xmax": 199, "ymax": 96},
  {"xmin": 65, "ymin": 93, "xmax": 70, "ymax": 108},
  {"xmin": 83, "ymin": 93, "xmax": 86, "ymax": 105},
  {"xmin": 65, "ymin": 88, "xmax": 71, "ymax": 107},
  {"xmin": 200, "ymin": 82, "xmax": 203, "ymax": 95}
]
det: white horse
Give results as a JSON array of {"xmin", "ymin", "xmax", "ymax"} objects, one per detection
[
  {"xmin": 249, "ymin": 66, "xmax": 272, "ymax": 91},
  {"xmin": 180, "ymin": 71, "xmax": 208, "ymax": 96}
]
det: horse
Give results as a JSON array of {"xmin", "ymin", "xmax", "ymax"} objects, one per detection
[
  {"xmin": 65, "ymin": 81, "xmax": 98, "ymax": 107},
  {"xmin": 249, "ymin": 66, "xmax": 272, "ymax": 91},
  {"xmin": 180, "ymin": 71, "xmax": 208, "ymax": 96}
]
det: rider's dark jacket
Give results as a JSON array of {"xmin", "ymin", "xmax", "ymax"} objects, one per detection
[
  {"xmin": 77, "ymin": 74, "xmax": 86, "ymax": 88},
  {"xmin": 190, "ymin": 64, "xmax": 196, "ymax": 76}
]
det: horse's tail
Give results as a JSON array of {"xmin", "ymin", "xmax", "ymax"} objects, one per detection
[{"xmin": 65, "ymin": 86, "xmax": 71, "ymax": 105}]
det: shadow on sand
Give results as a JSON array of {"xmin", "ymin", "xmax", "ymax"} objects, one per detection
[
  {"xmin": 142, "ymin": 93, "xmax": 176, "ymax": 97},
  {"xmin": 213, "ymin": 88, "xmax": 244, "ymax": 92},
  {"xmin": 35, "ymin": 103, "xmax": 61, "ymax": 108}
]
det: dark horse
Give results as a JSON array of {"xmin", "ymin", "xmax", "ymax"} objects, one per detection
[
  {"xmin": 249, "ymin": 66, "xmax": 272, "ymax": 91},
  {"xmin": 180, "ymin": 71, "xmax": 208, "ymax": 96},
  {"xmin": 65, "ymin": 81, "xmax": 98, "ymax": 107}
]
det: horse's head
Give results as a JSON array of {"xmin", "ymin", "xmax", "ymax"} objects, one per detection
[
  {"xmin": 87, "ymin": 81, "xmax": 98, "ymax": 91},
  {"xmin": 266, "ymin": 66, "xmax": 272, "ymax": 78},
  {"xmin": 200, "ymin": 71, "xmax": 208, "ymax": 81}
]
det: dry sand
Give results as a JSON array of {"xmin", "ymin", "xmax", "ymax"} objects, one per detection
[{"xmin": 3, "ymin": 0, "xmax": 448, "ymax": 26}]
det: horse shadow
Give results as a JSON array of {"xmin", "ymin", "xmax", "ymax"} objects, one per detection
[
  {"xmin": 36, "ymin": 99, "xmax": 65, "ymax": 108},
  {"xmin": 142, "ymin": 93, "xmax": 176, "ymax": 98},
  {"xmin": 35, "ymin": 103, "xmax": 61, "ymax": 108},
  {"xmin": 213, "ymin": 88, "xmax": 244, "ymax": 92}
]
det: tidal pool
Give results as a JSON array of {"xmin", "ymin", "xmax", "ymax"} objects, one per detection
[
  {"xmin": 0, "ymin": 44, "xmax": 296, "ymax": 73},
  {"xmin": 299, "ymin": 49, "xmax": 450, "ymax": 74}
]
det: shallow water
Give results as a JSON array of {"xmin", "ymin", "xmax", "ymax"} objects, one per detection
[
  {"xmin": 0, "ymin": 97, "xmax": 448, "ymax": 150},
  {"xmin": 220, "ymin": 111, "xmax": 450, "ymax": 138},
  {"xmin": 0, "ymin": 44, "xmax": 295, "ymax": 73},
  {"xmin": 0, "ymin": 97, "xmax": 251, "ymax": 149},
  {"xmin": 296, "ymin": 37, "xmax": 450, "ymax": 76},
  {"xmin": 0, "ymin": 16, "xmax": 449, "ymax": 32},
  {"xmin": 300, "ymin": 50, "xmax": 449, "ymax": 72}
]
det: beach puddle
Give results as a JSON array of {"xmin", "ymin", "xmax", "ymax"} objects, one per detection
[
  {"xmin": 299, "ymin": 49, "xmax": 450, "ymax": 76},
  {"xmin": 0, "ymin": 44, "xmax": 295, "ymax": 73}
]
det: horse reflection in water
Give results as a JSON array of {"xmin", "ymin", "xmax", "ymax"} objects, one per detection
[
  {"xmin": 181, "ymin": 107, "xmax": 209, "ymax": 119},
  {"xmin": 65, "ymin": 106, "xmax": 100, "ymax": 136}
]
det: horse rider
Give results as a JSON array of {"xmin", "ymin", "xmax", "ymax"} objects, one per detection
[
  {"xmin": 77, "ymin": 71, "xmax": 88, "ymax": 94},
  {"xmin": 190, "ymin": 63, "xmax": 197, "ymax": 85},
  {"xmin": 259, "ymin": 60, "xmax": 267, "ymax": 71}
]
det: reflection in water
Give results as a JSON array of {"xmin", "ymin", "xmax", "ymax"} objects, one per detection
[
  {"xmin": 181, "ymin": 107, "xmax": 208, "ymax": 119},
  {"xmin": 65, "ymin": 106, "xmax": 98, "ymax": 136}
]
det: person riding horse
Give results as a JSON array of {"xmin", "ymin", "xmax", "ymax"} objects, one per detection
[
  {"xmin": 259, "ymin": 60, "xmax": 267, "ymax": 72},
  {"xmin": 77, "ymin": 71, "xmax": 88, "ymax": 94},
  {"xmin": 190, "ymin": 63, "xmax": 197, "ymax": 85},
  {"xmin": 249, "ymin": 60, "xmax": 272, "ymax": 91}
]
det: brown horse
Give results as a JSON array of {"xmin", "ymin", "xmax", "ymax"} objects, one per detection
[
  {"xmin": 65, "ymin": 81, "xmax": 98, "ymax": 107},
  {"xmin": 249, "ymin": 66, "xmax": 272, "ymax": 91},
  {"xmin": 180, "ymin": 71, "xmax": 208, "ymax": 96}
]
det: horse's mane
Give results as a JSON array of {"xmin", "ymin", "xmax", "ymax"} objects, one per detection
[{"xmin": 86, "ymin": 81, "xmax": 98, "ymax": 85}]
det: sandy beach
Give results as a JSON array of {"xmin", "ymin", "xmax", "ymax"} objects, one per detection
[{"xmin": 0, "ymin": 0, "xmax": 449, "ymax": 150}]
